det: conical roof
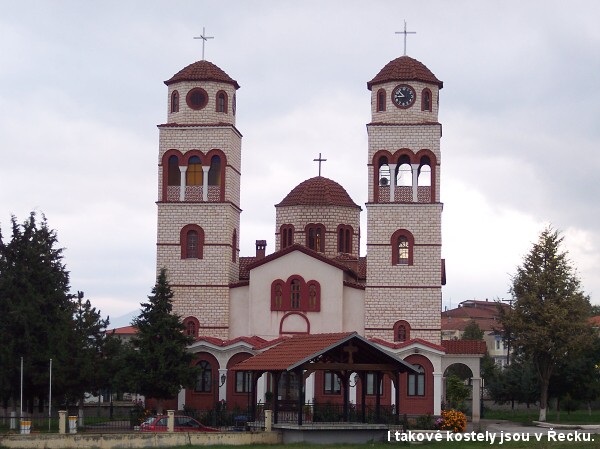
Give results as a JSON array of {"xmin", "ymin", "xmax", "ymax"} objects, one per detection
[
  {"xmin": 165, "ymin": 60, "xmax": 240, "ymax": 89},
  {"xmin": 367, "ymin": 55, "xmax": 442, "ymax": 90},
  {"xmin": 276, "ymin": 176, "xmax": 360, "ymax": 209}
]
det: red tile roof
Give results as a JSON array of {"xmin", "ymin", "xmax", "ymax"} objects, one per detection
[
  {"xmin": 245, "ymin": 244, "xmax": 359, "ymax": 279},
  {"xmin": 589, "ymin": 316, "xmax": 600, "ymax": 327},
  {"xmin": 165, "ymin": 60, "xmax": 240, "ymax": 89},
  {"xmin": 233, "ymin": 332, "xmax": 355, "ymax": 371},
  {"xmin": 441, "ymin": 340, "xmax": 487, "ymax": 355},
  {"xmin": 110, "ymin": 325, "xmax": 137, "ymax": 335},
  {"xmin": 367, "ymin": 55, "xmax": 443, "ymax": 90},
  {"xmin": 238, "ymin": 256, "xmax": 257, "ymax": 280},
  {"xmin": 276, "ymin": 176, "xmax": 360, "ymax": 209},
  {"xmin": 369, "ymin": 337, "xmax": 445, "ymax": 352},
  {"xmin": 193, "ymin": 335, "xmax": 267, "ymax": 348}
]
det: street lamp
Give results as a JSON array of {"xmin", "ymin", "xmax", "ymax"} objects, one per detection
[{"xmin": 212, "ymin": 373, "xmax": 227, "ymax": 427}]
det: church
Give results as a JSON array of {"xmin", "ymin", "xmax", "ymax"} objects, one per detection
[{"xmin": 154, "ymin": 48, "xmax": 485, "ymax": 420}]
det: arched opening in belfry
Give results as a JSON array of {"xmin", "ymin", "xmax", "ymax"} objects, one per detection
[{"xmin": 396, "ymin": 155, "xmax": 412, "ymax": 187}]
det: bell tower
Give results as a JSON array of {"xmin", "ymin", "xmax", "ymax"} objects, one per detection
[
  {"xmin": 156, "ymin": 60, "xmax": 242, "ymax": 339},
  {"xmin": 364, "ymin": 55, "xmax": 444, "ymax": 344}
]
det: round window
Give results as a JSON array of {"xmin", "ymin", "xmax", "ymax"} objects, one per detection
[{"xmin": 186, "ymin": 88, "xmax": 208, "ymax": 110}]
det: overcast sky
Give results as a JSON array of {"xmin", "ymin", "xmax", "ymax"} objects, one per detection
[{"xmin": 1, "ymin": 1, "xmax": 599, "ymax": 327}]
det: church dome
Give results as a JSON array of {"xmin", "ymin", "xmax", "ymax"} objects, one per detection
[
  {"xmin": 277, "ymin": 176, "xmax": 360, "ymax": 209},
  {"xmin": 165, "ymin": 60, "xmax": 240, "ymax": 89},
  {"xmin": 367, "ymin": 55, "xmax": 443, "ymax": 90}
]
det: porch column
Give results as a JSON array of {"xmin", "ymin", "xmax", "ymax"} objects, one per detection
[
  {"xmin": 297, "ymin": 369, "xmax": 304, "ymax": 426},
  {"xmin": 256, "ymin": 373, "xmax": 266, "ymax": 405},
  {"xmin": 433, "ymin": 372, "xmax": 442, "ymax": 415},
  {"xmin": 273, "ymin": 372, "xmax": 280, "ymax": 424},
  {"xmin": 471, "ymin": 377, "xmax": 481, "ymax": 424},
  {"xmin": 177, "ymin": 388, "xmax": 186, "ymax": 410},
  {"xmin": 179, "ymin": 166, "xmax": 187, "ymax": 201},
  {"xmin": 305, "ymin": 372, "xmax": 315, "ymax": 403},
  {"xmin": 375, "ymin": 372, "xmax": 381, "ymax": 421},
  {"xmin": 389, "ymin": 163, "xmax": 397, "ymax": 202},
  {"xmin": 218, "ymin": 369, "xmax": 227, "ymax": 402}
]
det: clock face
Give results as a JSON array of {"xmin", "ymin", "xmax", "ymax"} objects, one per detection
[{"xmin": 392, "ymin": 84, "xmax": 416, "ymax": 108}]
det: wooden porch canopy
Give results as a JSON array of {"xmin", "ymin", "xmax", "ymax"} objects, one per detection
[{"xmin": 233, "ymin": 332, "xmax": 419, "ymax": 425}]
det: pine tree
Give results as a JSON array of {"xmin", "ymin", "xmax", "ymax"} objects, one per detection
[
  {"xmin": 130, "ymin": 268, "xmax": 197, "ymax": 412},
  {"xmin": 500, "ymin": 227, "xmax": 591, "ymax": 421},
  {"xmin": 0, "ymin": 213, "xmax": 75, "ymax": 411},
  {"xmin": 461, "ymin": 320, "xmax": 484, "ymax": 340}
]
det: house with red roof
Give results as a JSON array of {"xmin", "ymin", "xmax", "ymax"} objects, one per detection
[
  {"xmin": 151, "ymin": 52, "xmax": 486, "ymax": 422},
  {"xmin": 442, "ymin": 300, "xmax": 510, "ymax": 367}
]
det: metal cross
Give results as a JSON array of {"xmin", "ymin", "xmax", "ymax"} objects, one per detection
[
  {"xmin": 313, "ymin": 153, "xmax": 327, "ymax": 176},
  {"xmin": 193, "ymin": 27, "xmax": 214, "ymax": 60},
  {"xmin": 395, "ymin": 20, "xmax": 416, "ymax": 56}
]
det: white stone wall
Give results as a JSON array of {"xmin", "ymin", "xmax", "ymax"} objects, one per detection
[
  {"xmin": 275, "ymin": 205, "xmax": 361, "ymax": 258},
  {"xmin": 370, "ymin": 81, "xmax": 439, "ymax": 124},
  {"xmin": 165, "ymin": 81, "xmax": 237, "ymax": 126}
]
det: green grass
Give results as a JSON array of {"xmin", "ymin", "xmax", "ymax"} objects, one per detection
[
  {"xmin": 484, "ymin": 408, "xmax": 600, "ymax": 425},
  {"xmin": 159, "ymin": 441, "xmax": 600, "ymax": 449}
]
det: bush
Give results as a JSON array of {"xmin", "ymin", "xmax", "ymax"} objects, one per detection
[{"xmin": 438, "ymin": 409, "xmax": 467, "ymax": 433}]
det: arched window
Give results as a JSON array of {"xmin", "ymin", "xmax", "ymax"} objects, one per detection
[
  {"xmin": 306, "ymin": 224, "xmax": 325, "ymax": 252},
  {"xmin": 183, "ymin": 316, "xmax": 199, "ymax": 338},
  {"xmin": 187, "ymin": 156, "xmax": 203, "ymax": 186},
  {"xmin": 171, "ymin": 90, "xmax": 179, "ymax": 113},
  {"xmin": 280, "ymin": 224, "xmax": 294, "ymax": 249},
  {"xmin": 273, "ymin": 282, "xmax": 283, "ymax": 309},
  {"xmin": 378, "ymin": 156, "xmax": 390, "ymax": 187},
  {"xmin": 216, "ymin": 91, "xmax": 228, "ymax": 113},
  {"xmin": 208, "ymin": 155, "xmax": 221, "ymax": 186},
  {"xmin": 376, "ymin": 88, "xmax": 386, "ymax": 112},
  {"xmin": 398, "ymin": 236, "xmax": 409, "ymax": 264},
  {"xmin": 290, "ymin": 279, "xmax": 301, "ymax": 309},
  {"xmin": 421, "ymin": 88, "xmax": 432, "ymax": 112},
  {"xmin": 232, "ymin": 94, "xmax": 236, "ymax": 116},
  {"xmin": 180, "ymin": 225, "xmax": 204, "ymax": 259},
  {"xmin": 271, "ymin": 276, "xmax": 320, "ymax": 312},
  {"xmin": 408, "ymin": 364, "xmax": 425, "ymax": 396},
  {"xmin": 394, "ymin": 320, "xmax": 411, "ymax": 342},
  {"xmin": 195, "ymin": 360, "xmax": 212, "ymax": 392},
  {"xmin": 397, "ymin": 162, "xmax": 412, "ymax": 187},
  {"xmin": 167, "ymin": 155, "xmax": 181, "ymax": 186},
  {"xmin": 418, "ymin": 163, "xmax": 431, "ymax": 187},
  {"xmin": 391, "ymin": 229, "xmax": 414, "ymax": 266},
  {"xmin": 337, "ymin": 225, "xmax": 353, "ymax": 254},
  {"xmin": 186, "ymin": 230, "xmax": 198, "ymax": 259},
  {"xmin": 307, "ymin": 281, "xmax": 320, "ymax": 311}
]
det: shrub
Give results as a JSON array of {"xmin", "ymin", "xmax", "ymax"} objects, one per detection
[{"xmin": 438, "ymin": 409, "xmax": 467, "ymax": 433}]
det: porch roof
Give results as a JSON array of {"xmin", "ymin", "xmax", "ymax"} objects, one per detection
[{"xmin": 232, "ymin": 331, "xmax": 418, "ymax": 373}]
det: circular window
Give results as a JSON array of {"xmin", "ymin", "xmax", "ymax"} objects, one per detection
[{"xmin": 186, "ymin": 88, "xmax": 208, "ymax": 110}]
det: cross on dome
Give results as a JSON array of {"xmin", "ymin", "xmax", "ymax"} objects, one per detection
[
  {"xmin": 313, "ymin": 153, "xmax": 327, "ymax": 176},
  {"xmin": 395, "ymin": 20, "xmax": 416, "ymax": 56},
  {"xmin": 193, "ymin": 27, "xmax": 214, "ymax": 60}
]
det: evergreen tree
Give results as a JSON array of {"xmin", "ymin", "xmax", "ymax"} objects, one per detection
[
  {"xmin": 462, "ymin": 320, "xmax": 484, "ymax": 340},
  {"xmin": 130, "ymin": 268, "xmax": 197, "ymax": 412},
  {"xmin": 500, "ymin": 227, "xmax": 591, "ymax": 421},
  {"xmin": 0, "ymin": 213, "xmax": 75, "ymax": 411},
  {"xmin": 61, "ymin": 292, "xmax": 111, "ymax": 408}
]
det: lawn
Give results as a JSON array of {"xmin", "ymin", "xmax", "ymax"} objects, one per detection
[
  {"xmin": 161, "ymin": 441, "xmax": 600, "ymax": 449},
  {"xmin": 484, "ymin": 408, "xmax": 600, "ymax": 425}
]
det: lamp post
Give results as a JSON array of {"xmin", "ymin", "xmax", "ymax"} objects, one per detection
[{"xmin": 212, "ymin": 373, "xmax": 226, "ymax": 427}]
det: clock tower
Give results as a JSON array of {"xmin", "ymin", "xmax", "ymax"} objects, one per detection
[{"xmin": 364, "ymin": 55, "xmax": 444, "ymax": 344}]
